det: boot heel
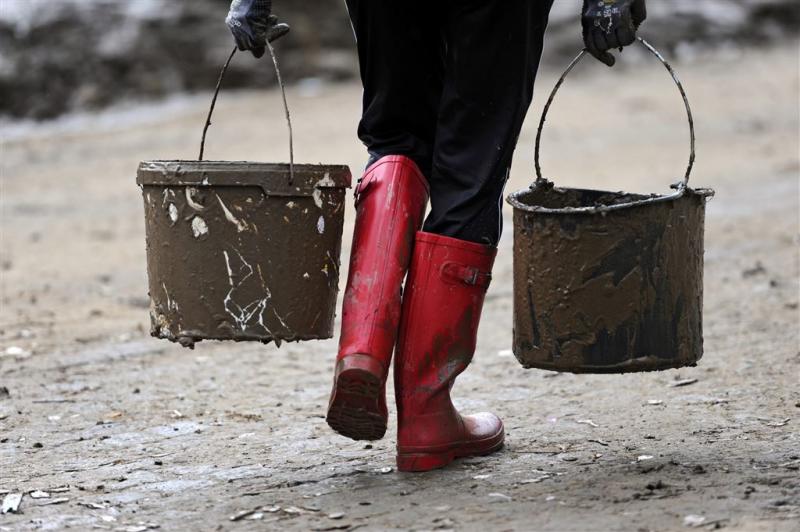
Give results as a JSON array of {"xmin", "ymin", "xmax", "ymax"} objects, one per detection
[
  {"xmin": 326, "ymin": 355, "xmax": 387, "ymax": 441},
  {"xmin": 396, "ymin": 450, "xmax": 456, "ymax": 472}
]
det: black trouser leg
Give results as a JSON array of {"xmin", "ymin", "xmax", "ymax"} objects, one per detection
[
  {"xmin": 344, "ymin": 0, "xmax": 445, "ymax": 178},
  {"xmin": 346, "ymin": 0, "xmax": 553, "ymax": 246},
  {"xmin": 425, "ymin": 0, "xmax": 553, "ymax": 246}
]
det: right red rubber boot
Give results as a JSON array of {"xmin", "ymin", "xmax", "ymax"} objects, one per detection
[
  {"xmin": 326, "ymin": 155, "xmax": 429, "ymax": 441},
  {"xmin": 394, "ymin": 232, "xmax": 502, "ymax": 472}
]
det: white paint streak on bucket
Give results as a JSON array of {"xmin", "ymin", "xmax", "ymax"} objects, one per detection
[{"xmin": 191, "ymin": 216, "xmax": 209, "ymax": 237}]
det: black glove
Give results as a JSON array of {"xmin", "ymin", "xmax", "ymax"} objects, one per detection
[
  {"xmin": 582, "ymin": 0, "xmax": 647, "ymax": 67},
  {"xmin": 226, "ymin": 0, "xmax": 290, "ymax": 58}
]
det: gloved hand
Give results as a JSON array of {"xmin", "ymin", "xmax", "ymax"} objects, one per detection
[
  {"xmin": 582, "ymin": 0, "xmax": 647, "ymax": 67},
  {"xmin": 226, "ymin": 0, "xmax": 290, "ymax": 59}
]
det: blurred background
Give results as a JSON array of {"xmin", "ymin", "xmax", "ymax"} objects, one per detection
[
  {"xmin": 1, "ymin": 0, "xmax": 798, "ymax": 120},
  {"xmin": 1, "ymin": 2, "xmax": 799, "ymax": 530}
]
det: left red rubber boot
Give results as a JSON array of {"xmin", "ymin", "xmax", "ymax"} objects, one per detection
[
  {"xmin": 394, "ymin": 231, "xmax": 503, "ymax": 472},
  {"xmin": 326, "ymin": 156, "xmax": 429, "ymax": 441}
]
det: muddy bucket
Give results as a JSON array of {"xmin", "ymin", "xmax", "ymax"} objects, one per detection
[
  {"xmin": 136, "ymin": 46, "xmax": 352, "ymax": 347},
  {"xmin": 507, "ymin": 39, "xmax": 714, "ymax": 373}
]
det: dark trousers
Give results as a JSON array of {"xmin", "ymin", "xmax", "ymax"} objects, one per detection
[{"xmin": 345, "ymin": 0, "xmax": 554, "ymax": 246}]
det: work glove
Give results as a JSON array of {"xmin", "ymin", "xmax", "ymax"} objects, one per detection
[
  {"xmin": 582, "ymin": 0, "xmax": 647, "ymax": 67},
  {"xmin": 226, "ymin": 0, "xmax": 290, "ymax": 58}
]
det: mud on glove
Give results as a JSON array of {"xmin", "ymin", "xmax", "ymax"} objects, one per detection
[
  {"xmin": 582, "ymin": 0, "xmax": 647, "ymax": 67},
  {"xmin": 226, "ymin": 0, "xmax": 290, "ymax": 58}
]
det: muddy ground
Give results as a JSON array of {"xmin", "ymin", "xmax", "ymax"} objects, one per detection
[{"xmin": 1, "ymin": 44, "xmax": 799, "ymax": 531}]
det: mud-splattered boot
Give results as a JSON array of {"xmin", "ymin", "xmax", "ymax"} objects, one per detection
[
  {"xmin": 394, "ymin": 232, "xmax": 502, "ymax": 472},
  {"xmin": 326, "ymin": 156, "xmax": 429, "ymax": 441}
]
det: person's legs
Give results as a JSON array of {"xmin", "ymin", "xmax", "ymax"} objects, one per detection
[
  {"xmin": 327, "ymin": 1, "xmax": 443, "ymax": 441},
  {"xmin": 424, "ymin": 0, "xmax": 554, "ymax": 246},
  {"xmin": 394, "ymin": 0, "xmax": 554, "ymax": 471}
]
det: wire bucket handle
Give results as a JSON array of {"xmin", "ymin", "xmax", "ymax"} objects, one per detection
[
  {"xmin": 534, "ymin": 37, "xmax": 695, "ymax": 190},
  {"xmin": 198, "ymin": 43, "xmax": 295, "ymax": 185}
]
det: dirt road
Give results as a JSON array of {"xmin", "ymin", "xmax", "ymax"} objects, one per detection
[{"xmin": 1, "ymin": 44, "xmax": 798, "ymax": 531}]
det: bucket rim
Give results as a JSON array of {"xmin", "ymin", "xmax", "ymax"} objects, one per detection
[
  {"xmin": 506, "ymin": 180, "xmax": 714, "ymax": 215},
  {"xmin": 137, "ymin": 160, "xmax": 351, "ymax": 173},
  {"xmin": 136, "ymin": 160, "xmax": 352, "ymax": 194}
]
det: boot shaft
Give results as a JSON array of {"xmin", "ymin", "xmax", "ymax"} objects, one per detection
[
  {"xmin": 394, "ymin": 232, "xmax": 496, "ymax": 429},
  {"xmin": 337, "ymin": 156, "xmax": 429, "ymax": 367}
]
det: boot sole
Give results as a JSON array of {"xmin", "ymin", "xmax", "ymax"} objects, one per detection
[
  {"xmin": 396, "ymin": 431, "xmax": 505, "ymax": 472},
  {"xmin": 326, "ymin": 367, "xmax": 387, "ymax": 441}
]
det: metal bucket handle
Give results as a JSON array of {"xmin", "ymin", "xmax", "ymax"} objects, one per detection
[
  {"xmin": 198, "ymin": 44, "xmax": 295, "ymax": 185},
  {"xmin": 534, "ymin": 37, "xmax": 695, "ymax": 189}
]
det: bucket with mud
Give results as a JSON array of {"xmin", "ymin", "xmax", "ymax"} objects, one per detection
[
  {"xmin": 136, "ymin": 46, "xmax": 351, "ymax": 348},
  {"xmin": 507, "ymin": 39, "xmax": 714, "ymax": 373}
]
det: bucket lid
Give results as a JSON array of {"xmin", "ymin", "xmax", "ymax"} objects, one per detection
[{"xmin": 136, "ymin": 160, "xmax": 351, "ymax": 197}]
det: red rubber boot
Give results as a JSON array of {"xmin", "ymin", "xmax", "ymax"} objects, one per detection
[
  {"xmin": 326, "ymin": 156, "xmax": 429, "ymax": 441},
  {"xmin": 394, "ymin": 232, "xmax": 502, "ymax": 472}
]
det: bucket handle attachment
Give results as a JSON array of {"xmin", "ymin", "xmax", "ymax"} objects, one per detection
[
  {"xmin": 198, "ymin": 43, "xmax": 295, "ymax": 186},
  {"xmin": 534, "ymin": 37, "xmax": 695, "ymax": 189}
]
